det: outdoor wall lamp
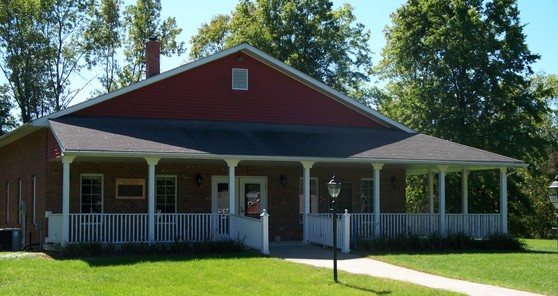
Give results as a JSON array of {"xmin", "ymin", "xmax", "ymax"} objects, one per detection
[
  {"xmin": 196, "ymin": 174, "xmax": 203, "ymax": 187},
  {"xmin": 547, "ymin": 173, "xmax": 558, "ymax": 251},
  {"xmin": 327, "ymin": 174, "xmax": 341, "ymax": 283},
  {"xmin": 280, "ymin": 174, "xmax": 287, "ymax": 188}
]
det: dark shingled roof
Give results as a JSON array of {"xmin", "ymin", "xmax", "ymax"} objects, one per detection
[{"xmin": 49, "ymin": 116, "xmax": 523, "ymax": 166}]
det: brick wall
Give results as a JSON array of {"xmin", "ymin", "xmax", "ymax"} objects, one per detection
[
  {"xmin": 0, "ymin": 129, "xmax": 48, "ymax": 246},
  {"xmin": 45, "ymin": 160, "xmax": 407, "ymax": 241}
]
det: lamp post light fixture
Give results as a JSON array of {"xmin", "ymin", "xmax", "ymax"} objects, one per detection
[
  {"xmin": 547, "ymin": 173, "xmax": 558, "ymax": 252},
  {"xmin": 327, "ymin": 175, "xmax": 341, "ymax": 283}
]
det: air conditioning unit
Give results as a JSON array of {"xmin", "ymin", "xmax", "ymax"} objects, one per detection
[{"xmin": 0, "ymin": 228, "xmax": 22, "ymax": 251}]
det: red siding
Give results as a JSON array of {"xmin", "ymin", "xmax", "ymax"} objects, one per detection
[{"xmin": 76, "ymin": 53, "xmax": 385, "ymax": 128}]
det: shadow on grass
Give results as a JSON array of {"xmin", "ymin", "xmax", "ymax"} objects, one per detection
[
  {"xmin": 48, "ymin": 251, "xmax": 262, "ymax": 267},
  {"xmin": 338, "ymin": 280, "xmax": 391, "ymax": 295}
]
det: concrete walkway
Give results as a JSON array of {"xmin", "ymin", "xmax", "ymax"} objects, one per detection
[{"xmin": 269, "ymin": 242, "xmax": 542, "ymax": 296}]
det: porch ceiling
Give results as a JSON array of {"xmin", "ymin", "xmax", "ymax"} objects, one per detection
[{"xmin": 49, "ymin": 116, "xmax": 525, "ymax": 170}]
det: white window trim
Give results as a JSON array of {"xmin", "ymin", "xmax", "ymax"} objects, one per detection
[
  {"xmin": 156, "ymin": 175, "xmax": 177, "ymax": 213},
  {"xmin": 80, "ymin": 174, "xmax": 104, "ymax": 213},
  {"xmin": 299, "ymin": 177, "xmax": 319, "ymax": 219},
  {"xmin": 5, "ymin": 181, "xmax": 9, "ymax": 224},
  {"xmin": 18, "ymin": 178, "xmax": 22, "ymax": 225},
  {"xmin": 232, "ymin": 68, "xmax": 248, "ymax": 90}
]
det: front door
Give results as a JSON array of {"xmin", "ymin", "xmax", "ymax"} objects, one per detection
[
  {"xmin": 211, "ymin": 176, "xmax": 267, "ymax": 217},
  {"xmin": 240, "ymin": 177, "xmax": 267, "ymax": 218}
]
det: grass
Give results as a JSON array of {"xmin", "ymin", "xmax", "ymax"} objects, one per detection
[
  {"xmin": 0, "ymin": 252, "xmax": 460, "ymax": 296},
  {"xmin": 366, "ymin": 238, "xmax": 557, "ymax": 295}
]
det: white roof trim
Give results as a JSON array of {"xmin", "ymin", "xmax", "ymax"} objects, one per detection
[
  {"xmin": 61, "ymin": 150, "xmax": 527, "ymax": 169},
  {"xmin": 32, "ymin": 43, "xmax": 413, "ymax": 133}
]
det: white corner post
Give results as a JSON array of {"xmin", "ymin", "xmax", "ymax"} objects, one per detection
[
  {"xmin": 372, "ymin": 163, "xmax": 384, "ymax": 237},
  {"xmin": 226, "ymin": 159, "xmax": 240, "ymax": 239},
  {"xmin": 428, "ymin": 170, "xmax": 435, "ymax": 214},
  {"xmin": 342, "ymin": 209, "xmax": 351, "ymax": 253},
  {"xmin": 261, "ymin": 209, "xmax": 270, "ymax": 255},
  {"xmin": 438, "ymin": 166, "xmax": 448, "ymax": 236},
  {"xmin": 301, "ymin": 161, "xmax": 314, "ymax": 243},
  {"xmin": 61, "ymin": 155, "xmax": 75, "ymax": 246},
  {"xmin": 145, "ymin": 157, "xmax": 160, "ymax": 243},
  {"xmin": 499, "ymin": 167, "xmax": 508, "ymax": 234}
]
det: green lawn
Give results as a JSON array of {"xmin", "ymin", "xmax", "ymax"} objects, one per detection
[
  {"xmin": 367, "ymin": 239, "xmax": 557, "ymax": 296},
  {"xmin": 0, "ymin": 252, "xmax": 460, "ymax": 296}
]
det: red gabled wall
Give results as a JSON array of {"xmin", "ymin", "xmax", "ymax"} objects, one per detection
[{"xmin": 76, "ymin": 53, "xmax": 386, "ymax": 128}]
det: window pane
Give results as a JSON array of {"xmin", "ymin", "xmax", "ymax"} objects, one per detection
[{"xmin": 156, "ymin": 176, "xmax": 176, "ymax": 213}]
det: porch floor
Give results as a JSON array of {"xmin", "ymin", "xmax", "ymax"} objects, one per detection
[{"xmin": 269, "ymin": 242, "xmax": 540, "ymax": 296}]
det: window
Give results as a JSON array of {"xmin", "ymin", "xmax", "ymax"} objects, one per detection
[
  {"xmin": 116, "ymin": 179, "xmax": 145, "ymax": 199},
  {"xmin": 32, "ymin": 176, "xmax": 36, "ymax": 225},
  {"xmin": 18, "ymin": 178, "xmax": 22, "ymax": 225},
  {"xmin": 156, "ymin": 176, "xmax": 176, "ymax": 213},
  {"xmin": 299, "ymin": 177, "xmax": 319, "ymax": 218},
  {"xmin": 81, "ymin": 174, "xmax": 103, "ymax": 213},
  {"xmin": 5, "ymin": 181, "xmax": 9, "ymax": 223},
  {"xmin": 232, "ymin": 68, "xmax": 248, "ymax": 90},
  {"xmin": 360, "ymin": 178, "xmax": 374, "ymax": 213}
]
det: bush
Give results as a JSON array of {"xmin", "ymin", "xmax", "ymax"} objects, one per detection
[
  {"xmin": 59, "ymin": 239, "xmax": 246, "ymax": 258},
  {"xmin": 356, "ymin": 233, "xmax": 526, "ymax": 253}
]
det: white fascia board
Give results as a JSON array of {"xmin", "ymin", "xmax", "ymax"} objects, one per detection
[
  {"xmin": 239, "ymin": 44, "xmax": 416, "ymax": 134},
  {"xmin": 63, "ymin": 150, "xmax": 526, "ymax": 169},
  {"xmin": 47, "ymin": 120, "xmax": 66, "ymax": 154}
]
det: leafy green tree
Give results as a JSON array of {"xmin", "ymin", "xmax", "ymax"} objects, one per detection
[
  {"xmin": 189, "ymin": 0, "xmax": 373, "ymax": 101},
  {"xmin": 118, "ymin": 0, "xmax": 185, "ymax": 86},
  {"xmin": 0, "ymin": 85, "xmax": 16, "ymax": 135},
  {"xmin": 42, "ymin": 0, "xmax": 94, "ymax": 111},
  {"xmin": 0, "ymin": 0, "xmax": 52, "ymax": 123},
  {"xmin": 85, "ymin": 0, "xmax": 122, "ymax": 94},
  {"xmin": 376, "ymin": 0, "xmax": 556, "ymax": 236}
]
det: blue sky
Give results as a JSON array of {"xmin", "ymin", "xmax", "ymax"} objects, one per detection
[{"xmin": 158, "ymin": 0, "xmax": 557, "ymax": 75}]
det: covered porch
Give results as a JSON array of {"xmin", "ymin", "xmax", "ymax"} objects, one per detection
[{"xmin": 44, "ymin": 116, "xmax": 524, "ymax": 253}]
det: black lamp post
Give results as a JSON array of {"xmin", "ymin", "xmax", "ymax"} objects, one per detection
[
  {"xmin": 547, "ymin": 174, "xmax": 558, "ymax": 252},
  {"xmin": 327, "ymin": 175, "xmax": 341, "ymax": 283}
]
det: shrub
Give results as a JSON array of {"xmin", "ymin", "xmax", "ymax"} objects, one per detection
[{"xmin": 356, "ymin": 233, "xmax": 526, "ymax": 253}]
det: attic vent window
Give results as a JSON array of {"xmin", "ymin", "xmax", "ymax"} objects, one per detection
[{"xmin": 232, "ymin": 68, "xmax": 248, "ymax": 90}]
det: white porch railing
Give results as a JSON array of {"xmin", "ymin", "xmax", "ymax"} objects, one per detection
[
  {"xmin": 351, "ymin": 213, "xmax": 502, "ymax": 239},
  {"xmin": 45, "ymin": 213, "xmax": 228, "ymax": 244},
  {"xmin": 230, "ymin": 210, "xmax": 269, "ymax": 255},
  {"xmin": 306, "ymin": 211, "xmax": 351, "ymax": 253},
  {"xmin": 155, "ymin": 213, "xmax": 229, "ymax": 242}
]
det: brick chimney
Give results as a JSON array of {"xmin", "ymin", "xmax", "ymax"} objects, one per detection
[{"xmin": 145, "ymin": 37, "xmax": 160, "ymax": 78}]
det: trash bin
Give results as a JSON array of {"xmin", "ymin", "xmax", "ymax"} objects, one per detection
[{"xmin": 0, "ymin": 228, "xmax": 22, "ymax": 251}]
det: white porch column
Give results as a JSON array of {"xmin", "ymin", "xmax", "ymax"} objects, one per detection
[
  {"xmin": 372, "ymin": 163, "xmax": 384, "ymax": 237},
  {"xmin": 61, "ymin": 155, "xmax": 75, "ymax": 246},
  {"xmin": 428, "ymin": 170, "xmax": 435, "ymax": 214},
  {"xmin": 438, "ymin": 166, "xmax": 448, "ymax": 236},
  {"xmin": 145, "ymin": 157, "xmax": 160, "ymax": 243},
  {"xmin": 500, "ymin": 167, "xmax": 508, "ymax": 234},
  {"xmin": 226, "ymin": 159, "xmax": 240, "ymax": 215},
  {"xmin": 462, "ymin": 169, "xmax": 469, "ymax": 214},
  {"xmin": 301, "ymin": 161, "xmax": 314, "ymax": 243}
]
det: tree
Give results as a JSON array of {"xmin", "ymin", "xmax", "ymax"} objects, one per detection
[
  {"xmin": 0, "ymin": 85, "xmax": 16, "ymax": 135},
  {"xmin": 0, "ymin": 0, "xmax": 52, "ymax": 123},
  {"xmin": 84, "ymin": 0, "xmax": 122, "ymax": 94},
  {"xmin": 118, "ymin": 0, "xmax": 185, "ymax": 86},
  {"xmin": 42, "ymin": 0, "xmax": 94, "ymax": 111},
  {"xmin": 189, "ymin": 0, "xmax": 373, "ymax": 101},
  {"xmin": 375, "ymin": 0, "xmax": 556, "ymax": 236}
]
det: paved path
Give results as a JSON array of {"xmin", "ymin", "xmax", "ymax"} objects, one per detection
[{"xmin": 269, "ymin": 242, "xmax": 542, "ymax": 296}]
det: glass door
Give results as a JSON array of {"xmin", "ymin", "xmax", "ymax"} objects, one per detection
[{"xmin": 240, "ymin": 177, "xmax": 267, "ymax": 219}]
